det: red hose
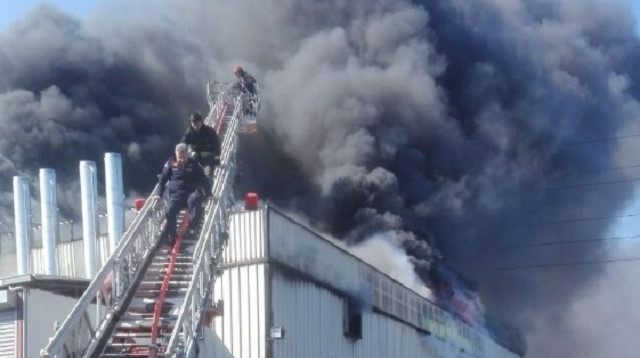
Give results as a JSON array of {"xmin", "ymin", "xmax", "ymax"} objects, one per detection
[
  {"xmin": 214, "ymin": 103, "xmax": 228, "ymax": 135},
  {"xmin": 148, "ymin": 98, "xmax": 226, "ymax": 357},
  {"xmin": 148, "ymin": 216, "xmax": 190, "ymax": 357}
]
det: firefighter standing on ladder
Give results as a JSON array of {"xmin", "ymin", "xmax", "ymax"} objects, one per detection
[
  {"xmin": 154, "ymin": 143, "xmax": 211, "ymax": 246},
  {"xmin": 233, "ymin": 65, "xmax": 258, "ymax": 117},
  {"xmin": 181, "ymin": 111, "xmax": 221, "ymax": 179},
  {"xmin": 233, "ymin": 65, "xmax": 257, "ymax": 96}
]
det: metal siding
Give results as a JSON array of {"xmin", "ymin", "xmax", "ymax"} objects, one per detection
[
  {"xmin": 213, "ymin": 263, "xmax": 266, "ymax": 358},
  {"xmin": 224, "ymin": 210, "xmax": 266, "ymax": 265},
  {"xmin": 264, "ymin": 208, "xmax": 519, "ymax": 358},
  {"xmin": 213, "ymin": 266, "xmax": 226, "ymax": 348},
  {"xmin": 29, "ymin": 248, "xmax": 43, "ymax": 274},
  {"xmin": 240, "ymin": 266, "xmax": 250, "ymax": 358},
  {"xmin": 56, "ymin": 241, "xmax": 76, "ymax": 276},
  {"xmin": 0, "ymin": 310, "xmax": 15, "ymax": 358},
  {"xmin": 257, "ymin": 263, "xmax": 266, "ymax": 358},
  {"xmin": 268, "ymin": 209, "xmax": 360, "ymax": 296},
  {"xmin": 27, "ymin": 236, "xmax": 110, "ymax": 278},
  {"xmin": 231, "ymin": 267, "xmax": 241, "ymax": 355},
  {"xmin": 31, "ymin": 241, "xmax": 78, "ymax": 276},
  {"xmin": 96, "ymin": 234, "xmax": 111, "ymax": 268},
  {"xmin": 271, "ymin": 269, "xmax": 442, "ymax": 358}
]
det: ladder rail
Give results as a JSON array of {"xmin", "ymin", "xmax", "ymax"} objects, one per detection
[
  {"xmin": 41, "ymin": 85, "xmax": 231, "ymax": 358},
  {"xmin": 165, "ymin": 91, "xmax": 242, "ymax": 356},
  {"xmin": 189, "ymin": 91, "xmax": 240, "ymax": 262},
  {"xmin": 40, "ymin": 81, "xmax": 238, "ymax": 358},
  {"xmin": 40, "ymin": 187, "xmax": 165, "ymax": 358},
  {"xmin": 149, "ymin": 216, "xmax": 190, "ymax": 358},
  {"xmin": 206, "ymin": 83, "xmax": 225, "ymax": 127}
]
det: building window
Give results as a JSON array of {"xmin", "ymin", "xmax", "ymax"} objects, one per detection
[{"xmin": 343, "ymin": 297, "xmax": 362, "ymax": 340}]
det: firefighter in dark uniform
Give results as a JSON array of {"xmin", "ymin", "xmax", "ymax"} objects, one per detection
[
  {"xmin": 181, "ymin": 111, "xmax": 221, "ymax": 178},
  {"xmin": 233, "ymin": 65, "xmax": 259, "ymax": 117},
  {"xmin": 233, "ymin": 65, "xmax": 257, "ymax": 96},
  {"xmin": 154, "ymin": 143, "xmax": 211, "ymax": 245}
]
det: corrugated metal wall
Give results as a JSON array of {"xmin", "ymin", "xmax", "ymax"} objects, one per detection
[
  {"xmin": 0, "ymin": 310, "xmax": 15, "ymax": 358},
  {"xmin": 265, "ymin": 208, "xmax": 519, "ymax": 358},
  {"xmin": 268, "ymin": 209, "xmax": 360, "ymax": 294},
  {"xmin": 223, "ymin": 209, "xmax": 267, "ymax": 265},
  {"xmin": 271, "ymin": 269, "xmax": 520, "ymax": 358},
  {"xmin": 271, "ymin": 268, "xmax": 436, "ymax": 358},
  {"xmin": 220, "ymin": 208, "xmax": 520, "ymax": 358},
  {"xmin": 0, "ymin": 214, "xmax": 130, "ymax": 279},
  {"xmin": 28, "ymin": 235, "xmax": 110, "ymax": 277},
  {"xmin": 212, "ymin": 263, "xmax": 267, "ymax": 358}
]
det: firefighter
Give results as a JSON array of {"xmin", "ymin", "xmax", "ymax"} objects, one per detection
[
  {"xmin": 181, "ymin": 111, "xmax": 221, "ymax": 178},
  {"xmin": 233, "ymin": 65, "xmax": 259, "ymax": 118},
  {"xmin": 154, "ymin": 143, "xmax": 211, "ymax": 246},
  {"xmin": 233, "ymin": 65, "xmax": 257, "ymax": 96}
]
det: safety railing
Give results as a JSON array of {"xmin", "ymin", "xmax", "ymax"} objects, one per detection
[
  {"xmin": 40, "ymin": 84, "xmax": 230, "ymax": 358},
  {"xmin": 246, "ymin": 82, "xmax": 261, "ymax": 117},
  {"xmin": 164, "ymin": 88, "xmax": 242, "ymax": 357},
  {"xmin": 206, "ymin": 82, "xmax": 226, "ymax": 121},
  {"xmin": 40, "ymin": 186, "xmax": 164, "ymax": 358},
  {"xmin": 224, "ymin": 80, "xmax": 259, "ymax": 116}
]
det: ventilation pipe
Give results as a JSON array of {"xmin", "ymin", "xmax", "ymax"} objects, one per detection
[
  {"xmin": 105, "ymin": 153, "xmax": 124, "ymax": 254},
  {"xmin": 39, "ymin": 168, "xmax": 58, "ymax": 275},
  {"xmin": 80, "ymin": 161, "xmax": 98, "ymax": 279},
  {"xmin": 13, "ymin": 176, "xmax": 31, "ymax": 275}
]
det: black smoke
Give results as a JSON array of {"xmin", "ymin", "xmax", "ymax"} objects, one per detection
[
  {"xmin": 1, "ymin": 1, "xmax": 640, "ymax": 357},
  {"xmin": 237, "ymin": 1, "xmax": 640, "ymax": 357},
  {"xmin": 0, "ymin": 3, "xmax": 212, "ymax": 219}
]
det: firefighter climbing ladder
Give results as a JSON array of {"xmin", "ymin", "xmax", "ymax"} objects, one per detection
[{"xmin": 40, "ymin": 81, "xmax": 248, "ymax": 358}]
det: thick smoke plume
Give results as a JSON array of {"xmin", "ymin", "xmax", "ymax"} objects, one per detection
[{"xmin": 1, "ymin": 1, "xmax": 640, "ymax": 357}]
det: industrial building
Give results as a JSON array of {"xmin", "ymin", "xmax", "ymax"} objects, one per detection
[
  {"xmin": 205, "ymin": 206, "xmax": 521, "ymax": 358},
  {"xmin": 0, "ymin": 204, "xmax": 522, "ymax": 358},
  {"xmin": 0, "ymin": 232, "xmax": 111, "ymax": 358},
  {"xmin": 0, "ymin": 154, "xmax": 125, "ymax": 358},
  {"xmin": 0, "ymin": 275, "xmax": 92, "ymax": 358}
]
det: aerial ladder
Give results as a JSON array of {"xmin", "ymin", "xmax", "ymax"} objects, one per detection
[{"xmin": 41, "ymin": 80, "xmax": 251, "ymax": 358}]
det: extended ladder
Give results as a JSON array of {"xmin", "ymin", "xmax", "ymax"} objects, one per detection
[{"xmin": 41, "ymin": 81, "xmax": 246, "ymax": 358}]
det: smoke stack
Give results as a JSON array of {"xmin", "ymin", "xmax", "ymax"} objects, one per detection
[
  {"xmin": 39, "ymin": 168, "xmax": 58, "ymax": 276},
  {"xmin": 105, "ymin": 153, "xmax": 124, "ymax": 254},
  {"xmin": 80, "ymin": 161, "xmax": 98, "ymax": 279},
  {"xmin": 13, "ymin": 176, "xmax": 31, "ymax": 275}
]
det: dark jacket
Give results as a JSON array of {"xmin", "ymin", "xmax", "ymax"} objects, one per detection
[
  {"xmin": 181, "ymin": 124, "xmax": 221, "ymax": 156},
  {"xmin": 237, "ymin": 73, "xmax": 257, "ymax": 96},
  {"xmin": 157, "ymin": 157, "xmax": 211, "ymax": 198}
]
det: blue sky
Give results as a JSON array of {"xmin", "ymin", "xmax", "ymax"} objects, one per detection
[
  {"xmin": 2, "ymin": 1, "xmax": 640, "ymax": 26},
  {"xmin": 1, "ymin": 1, "xmax": 639, "ymax": 30},
  {"xmin": 633, "ymin": 1, "xmax": 640, "ymax": 28},
  {"xmin": 0, "ymin": 0, "xmax": 103, "ymax": 29}
]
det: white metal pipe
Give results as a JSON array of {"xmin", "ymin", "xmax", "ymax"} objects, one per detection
[
  {"xmin": 80, "ymin": 161, "xmax": 98, "ymax": 279},
  {"xmin": 39, "ymin": 168, "xmax": 58, "ymax": 275},
  {"xmin": 105, "ymin": 153, "xmax": 124, "ymax": 254},
  {"xmin": 13, "ymin": 176, "xmax": 31, "ymax": 275}
]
